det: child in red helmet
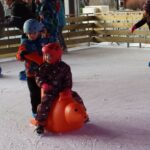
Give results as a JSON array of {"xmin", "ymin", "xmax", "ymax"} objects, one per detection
[{"xmin": 34, "ymin": 42, "xmax": 87, "ymax": 134}]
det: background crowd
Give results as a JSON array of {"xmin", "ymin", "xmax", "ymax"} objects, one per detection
[{"xmin": 0, "ymin": 0, "xmax": 67, "ymax": 52}]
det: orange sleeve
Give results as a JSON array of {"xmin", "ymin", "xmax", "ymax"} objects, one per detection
[
  {"xmin": 24, "ymin": 52, "xmax": 43, "ymax": 65},
  {"xmin": 16, "ymin": 44, "xmax": 26, "ymax": 61}
]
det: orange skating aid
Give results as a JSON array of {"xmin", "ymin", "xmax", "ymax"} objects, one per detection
[{"xmin": 42, "ymin": 90, "xmax": 88, "ymax": 133}]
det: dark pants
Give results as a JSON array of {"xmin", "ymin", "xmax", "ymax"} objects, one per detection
[
  {"xmin": 58, "ymin": 26, "xmax": 67, "ymax": 52},
  {"xmin": 27, "ymin": 77, "xmax": 41, "ymax": 114}
]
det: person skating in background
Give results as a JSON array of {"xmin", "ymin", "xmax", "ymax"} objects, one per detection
[
  {"xmin": 131, "ymin": 0, "xmax": 150, "ymax": 66},
  {"xmin": 35, "ymin": 0, "xmax": 60, "ymax": 42},
  {"xmin": 131, "ymin": 0, "xmax": 150, "ymax": 33},
  {"xmin": 58, "ymin": 0, "xmax": 68, "ymax": 53},
  {"xmin": 34, "ymin": 43, "xmax": 87, "ymax": 134},
  {"xmin": 16, "ymin": 19, "xmax": 50, "ymax": 118},
  {"xmin": 0, "ymin": 0, "xmax": 34, "ymax": 31}
]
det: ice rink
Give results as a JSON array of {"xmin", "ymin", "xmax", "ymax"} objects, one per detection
[{"xmin": 1, "ymin": 45, "xmax": 150, "ymax": 150}]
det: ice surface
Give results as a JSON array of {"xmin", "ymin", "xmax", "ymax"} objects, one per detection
[{"xmin": 1, "ymin": 44, "xmax": 150, "ymax": 150}]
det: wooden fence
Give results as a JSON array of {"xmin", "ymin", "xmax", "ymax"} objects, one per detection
[
  {"xmin": 93, "ymin": 11, "xmax": 149, "ymax": 46},
  {"xmin": 0, "ymin": 11, "xmax": 149, "ymax": 58},
  {"xmin": 0, "ymin": 14, "xmax": 97, "ymax": 57}
]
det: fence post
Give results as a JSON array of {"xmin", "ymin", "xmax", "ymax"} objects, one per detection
[
  {"xmin": 87, "ymin": 13, "xmax": 90, "ymax": 47},
  {"xmin": 6, "ymin": 27, "xmax": 10, "ymax": 48},
  {"xmin": 66, "ymin": 15, "xmax": 70, "ymax": 44}
]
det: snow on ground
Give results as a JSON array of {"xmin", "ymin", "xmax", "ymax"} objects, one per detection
[{"xmin": 1, "ymin": 44, "xmax": 150, "ymax": 150}]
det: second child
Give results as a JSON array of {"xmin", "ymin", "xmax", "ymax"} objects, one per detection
[{"xmin": 16, "ymin": 19, "xmax": 50, "ymax": 117}]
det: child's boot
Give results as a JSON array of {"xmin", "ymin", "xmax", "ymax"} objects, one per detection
[{"xmin": 36, "ymin": 125, "xmax": 44, "ymax": 134}]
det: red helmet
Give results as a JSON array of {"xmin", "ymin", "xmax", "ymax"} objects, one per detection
[{"xmin": 42, "ymin": 43, "xmax": 63, "ymax": 64}]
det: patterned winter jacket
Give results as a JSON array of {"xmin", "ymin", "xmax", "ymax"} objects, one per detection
[
  {"xmin": 35, "ymin": 61, "xmax": 72, "ymax": 122},
  {"xmin": 16, "ymin": 37, "xmax": 50, "ymax": 77},
  {"xmin": 36, "ymin": 61, "xmax": 72, "ymax": 93}
]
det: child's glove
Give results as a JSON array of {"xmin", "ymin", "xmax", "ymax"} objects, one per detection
[
  {"xmin": 20, "ymin": 50, "xmax": 30, "ymax": 59},
  {"xmin": 131, "ymin": 25, "xmax": 136, "ymax": 33},
  {"xmin": 41, "ymin": 83, "xmax": 52, "ymax": 92}
]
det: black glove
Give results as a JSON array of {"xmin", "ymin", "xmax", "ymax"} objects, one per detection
[{"xmin": 20, "ymin": 51, "xmax": 30, "ymax": 59}]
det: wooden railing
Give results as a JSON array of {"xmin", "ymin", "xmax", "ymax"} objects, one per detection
[
  {"xmin": 0, "ymin": 11, "xmax": 149, "ymax": 58},
  {"xmin": 0, "ymin": 28, "xmax": 21, "ymax": 56},
  {"xmin": 63, "ymin": 15, "xmax": 96, "ymax": 45},
  {"xmin": 93, "ymin": 11, "xmax": 148, "ymax": 46},
  {"xmin": 0, "ymin": 14, "xmax": 97, "ymax": 57}
]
